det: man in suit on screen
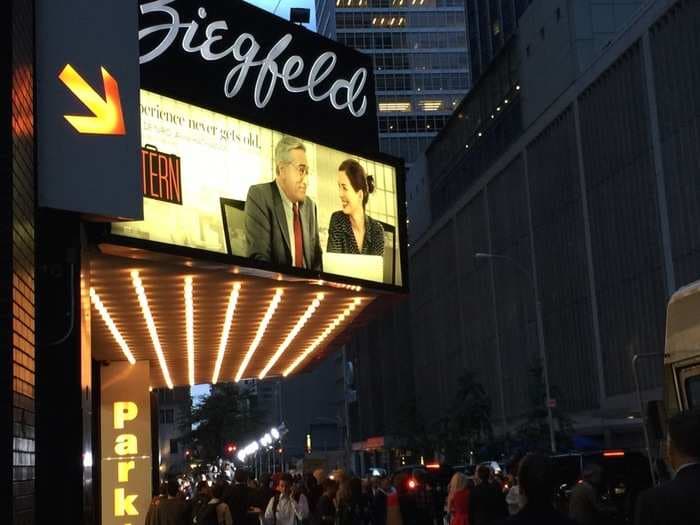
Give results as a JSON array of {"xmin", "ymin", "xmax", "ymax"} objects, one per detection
[{"xmin": 245, "ymin": 135, "xmax": 323, "ymax": 271}]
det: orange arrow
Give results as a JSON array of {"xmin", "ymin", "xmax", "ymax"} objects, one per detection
[{"xmin": 59, "ymin": 64, "xmax": 126, "ymax": 135}]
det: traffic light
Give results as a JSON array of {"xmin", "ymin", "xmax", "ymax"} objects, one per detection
[{"xmin": 225, "ymin": 443, "xmax": 236, "ymax": 454}]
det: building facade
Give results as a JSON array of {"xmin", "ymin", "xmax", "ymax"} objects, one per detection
[
  {"xmin": 155, "ymin": 387, "xmax": 191, "ymax": 475},
  {"xmin": 349, "ymin": 0, "xmax": 690, "ymax": 459},
  {"xmin": 465, "ymin": 0, "xmax": 530, "ymax": 82},
  {"xmin": 315, "ymin": 0, "xmax": 471, "ymax": 165}
]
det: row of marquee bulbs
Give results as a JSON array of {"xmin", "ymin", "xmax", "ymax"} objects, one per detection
[{"xmin": 89, "ymin": 272, "xmax": 363, "ymax": 389}]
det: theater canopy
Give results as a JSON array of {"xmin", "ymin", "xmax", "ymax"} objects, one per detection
[{"xmin": 89, "ymin": 244, "xmax": 378, "ymax": 388}]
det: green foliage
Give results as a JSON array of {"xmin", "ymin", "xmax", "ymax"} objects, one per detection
[
  {"xmin": 179, "ymin": 383, "xmax": 268, "ymax": 460},
  {"xmin": 444, "ymin": 370, "xmax": 493, "ymax": 463},
  {"xmin": 515, "ymin": 359, "xmax": 574, "ymax": 452}
]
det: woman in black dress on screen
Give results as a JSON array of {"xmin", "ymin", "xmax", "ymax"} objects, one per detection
[{"xmin": 327, "ymin": 159, "xmax": 384, "ymax": 256}]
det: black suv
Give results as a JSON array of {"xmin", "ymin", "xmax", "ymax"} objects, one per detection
[{"xmin": 551, "ymin": 450, "xmax": 654, "ymax": 523}]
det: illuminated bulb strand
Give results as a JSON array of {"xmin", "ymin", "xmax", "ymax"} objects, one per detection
[
  {"xmin": 259, "ymin": 292, "xmax": 325, "ymax": 379},
  {"xmin": 284, "ymin": 298, "xmax": 362, "ymax": 377},
  {"xmin": 235, "ymin": 289, "xmax": 283, "ymax": 382},
  {"xmin": 211, "ymin": 283, "xmax": 241, "ymax": 385},
  {"xmin": 184, "ymin": 277, "xmax": 195, "ymax": 386},
  {"xmin": 89, "ymin": 287, "xmax": 135, "ymax": 364},
  {"xmin": 131, "ymin": 271, "xmax": 173, "ymax": 389}
]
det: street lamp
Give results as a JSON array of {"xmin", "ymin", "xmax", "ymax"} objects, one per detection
[{"xmin": 474, "ymin": 252, "xmax": 557, "ymax": 454}]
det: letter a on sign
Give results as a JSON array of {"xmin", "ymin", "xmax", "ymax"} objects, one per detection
[{"xmin": 115, "ymin": 434, "xmax": 138, "ymax": 456}]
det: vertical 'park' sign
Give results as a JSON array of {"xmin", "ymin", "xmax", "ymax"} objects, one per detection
[{"xmin": 101, "ymin": 361, "xmax": 152, "ymax": 525}]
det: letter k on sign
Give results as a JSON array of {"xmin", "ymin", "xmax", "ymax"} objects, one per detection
[{"xmin": 59, "ymin": 64, "xmax": 126, "ymax": 135}]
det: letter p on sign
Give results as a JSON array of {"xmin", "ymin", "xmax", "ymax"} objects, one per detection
[{"xmin": 114, "ymin": 401, "xmax": 138, "ymax": 429}]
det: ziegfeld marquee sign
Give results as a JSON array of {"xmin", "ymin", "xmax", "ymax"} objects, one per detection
[{"xmin": 138, "ymin": 0, "xmax": 379, "ymax": 153}]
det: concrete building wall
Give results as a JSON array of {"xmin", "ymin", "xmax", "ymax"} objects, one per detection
[
  {"xmin": 519, "ymin": 0, "xmax": 645, "ymax": 127},
  {"xmin": 408, "ymin": 0, "xmax": 690, "ymax": 447},
  {"xmin": 346, "ymin": 0, "xmax": 695, "ymax": 451}
]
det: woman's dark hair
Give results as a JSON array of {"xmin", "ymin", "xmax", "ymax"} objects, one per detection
[{"xmin": 339, "ymin": 159, "xmax": 375, "ymax": 208}]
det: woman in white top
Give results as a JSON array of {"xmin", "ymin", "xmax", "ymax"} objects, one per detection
[{"xmin": 264, "ymin": 473, "xmax": 310, "ymax": 525}]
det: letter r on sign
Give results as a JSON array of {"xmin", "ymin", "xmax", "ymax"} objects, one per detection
[{"xmin": 114, "ymin": 401, "xmax": 138, "ymax": 429}]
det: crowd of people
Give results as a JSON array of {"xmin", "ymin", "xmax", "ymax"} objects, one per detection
[{"xmin": 146, "ymin": 409, "xmax": 700, "ymax": 525}]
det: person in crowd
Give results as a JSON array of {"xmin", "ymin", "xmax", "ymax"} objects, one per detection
[
  {"xmin": 188, "ymin": 480, "xmax": 212, "ymax": 524},
  {"xmin": 194, "ymin": 481, "xmax": 233, "ymax": 525},
  {"xmin": 225, "ymin": 468, "xmax": 261, "ymax": 525},
  {"xmin": 327, "ymin": 159, "xmax": 384, "ymax": 256},
  {"xmin": 149, "ymin": 478, "xmax": 188, "ymax": 525},
  {"xmin": 304, "ymin": 472, "xmax": 320, "ymax": 515},
  {"xmin": 336, "ymin": 477, "xmax": 361, "ymax": 525},
  {"xmin": 313, "ymin": 478, "xmax": 338, "ymax": 525},
  {"xmin": 634, "ymin": 408, "xmax": 700, "ymax": 525},
  {"xmin": 568, "ymin": 464, "xmax": 615, "ymax": 525},
  {"xmin": 145, "ymin": 482, "xmax": 169, "ymax": 525},
  {"xmin": 245, "ymin": 135, "xmax": 323, "ymax": 271},
  {"xmin": 264, "ymin": 472, "xmax": 310, "ymax": 525},
  {"xmin": 505, "ymin": 474, "xmax": 521, "ymax": 516},
  {"xmin": 469, "ymin": 465, "xmax": 508, "ymax": 525},
  {"xmin": 371, "ymin": 475, "xmax": 392, "ymax": 525},
  {"xmin": 412, "ymin": 469, "xmax": 436, "ymax": 525},
  {"xmin": 446, "ymin": 472, "xmax": 471, "ymax": 525},
  {"xmin": 256, "ymin": 473, "xmax": 277, "ymax": 515},
  {"xmin": 505, "ymin": 453, "xmax": 575, "ymax": 525}
]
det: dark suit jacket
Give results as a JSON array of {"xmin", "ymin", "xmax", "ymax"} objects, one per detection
[
  {"xmin": 244, "ymin": 181, "xmax": 323, "ymax": 271},
  {"xmin": 634, "ymin": 463, "xmax": 700, "ymax": 525},
  {"xmin": 470, "ymin": 482, "xmax": 508, "ymax": 525}
]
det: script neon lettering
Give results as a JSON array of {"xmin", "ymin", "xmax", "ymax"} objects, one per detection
[{"xmin": 139, "ymin": 0, "xmax": 368, "ymax": 117}]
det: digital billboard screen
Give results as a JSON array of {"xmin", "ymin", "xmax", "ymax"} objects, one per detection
[{"xmin": 111, "ymin": 90, "xmax": 404, "ymax": 288}]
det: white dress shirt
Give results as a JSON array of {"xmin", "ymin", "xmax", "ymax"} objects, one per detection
[{"xmin": 264, "ymin": 492, "xmax": 309, "ymax": 525}]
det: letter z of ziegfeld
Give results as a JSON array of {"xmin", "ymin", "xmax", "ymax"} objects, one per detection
[
  {"xmin": 113, "ymin": 401, "xmax": 140, "ymax": 521},
  {"xmin": 139, "ymin": 0, "xmax": 368, "ymax": 117}
]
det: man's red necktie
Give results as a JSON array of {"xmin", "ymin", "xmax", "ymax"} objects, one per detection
[{"xmin": 293, "ymin": 203, "xmax": 304, "ymax": 267}]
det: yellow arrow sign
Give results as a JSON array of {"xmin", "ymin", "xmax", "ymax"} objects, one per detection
[{"xmin": 59, "ymin": 64, "xmax": 126, "ymax": 135}]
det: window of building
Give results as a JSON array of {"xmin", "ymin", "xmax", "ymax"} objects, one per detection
[
  {"xmin": 160, "ymin": 408, "xmax": 174, "ymax": 424},
  {"xmin": 170, "ymin": 439, "xmax": 179, "ymax": 454}
]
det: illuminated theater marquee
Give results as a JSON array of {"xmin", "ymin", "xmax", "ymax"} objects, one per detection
[{"xmin": 139, "ymin": 0, "xmax": 368, "ymax": 116}]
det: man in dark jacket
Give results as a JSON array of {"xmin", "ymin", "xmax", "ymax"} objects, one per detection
[
  {"xmin": 226, "ymin": 469, "xmax": 259, "ymax": 525},
  {"xmin": 470, "ymin": 465, "xmax": 508, "ymax": 525},
  {"xmin": 634, "ymin": 408, "xmax": 700, "ymax": 525}
]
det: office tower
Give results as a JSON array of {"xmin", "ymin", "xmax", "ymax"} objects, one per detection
[{"xmin": 315, "ymin": 0, "xmax": 471, "ymax": 165}]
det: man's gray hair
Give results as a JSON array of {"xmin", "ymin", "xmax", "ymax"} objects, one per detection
[{"xmin": 275, "ymin": 135, "xmax": 306, "ymax": 168}]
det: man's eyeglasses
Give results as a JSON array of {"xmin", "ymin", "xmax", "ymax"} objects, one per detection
[{"xmin": 287, "ymin": 162, "xmax": 310, "ymax": 176}]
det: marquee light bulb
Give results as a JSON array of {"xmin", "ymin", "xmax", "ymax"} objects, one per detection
[
  {"xmin": 89, "ymin": 287, "xmax": 135, "ymax": 364},
  {"xmin": 236, "ymin": 289, "xmax": 283, "ymax": 382},
  {"xmin": 259, "ymin": 292, "xmax": 325, "ymax": 379},
  {"xmin": 185, "ymin": 276, "xmax": 195, "ymax": 386},
  {"xmin": 283, "ymin": 298, "xmax": 363, "ymax": 376},
  {"xmin": 211, "ymin": 282, "xmax": 241, "ymax": 384},
  {"xmin": 131, "ymin": 271, "xmax": 173, "ymax": 389}
]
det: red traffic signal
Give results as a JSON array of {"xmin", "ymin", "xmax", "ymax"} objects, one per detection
[{"xmin": 225, "ymin": 443, "xmax": 236, "ymax": 454}]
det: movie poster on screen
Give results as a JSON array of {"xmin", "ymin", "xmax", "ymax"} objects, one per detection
[{"xmin": 111, "ymin": 90, "xmax": 403, "ymax": 286}]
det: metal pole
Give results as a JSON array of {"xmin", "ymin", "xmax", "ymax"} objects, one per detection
[
  {"xmin": 632, "ymin": 353, "xmax": 660, "ymax": 487},
  {"xmin": 476, "ymin": 252, "xmax": 556, "ymax": 453},
  {"xmin": 535, "ymin": 299, "xmax": 556, "ymax": 454}
]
